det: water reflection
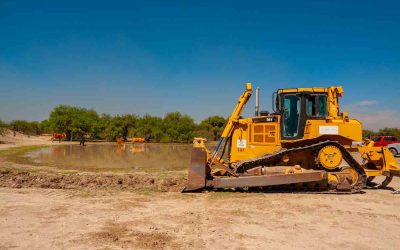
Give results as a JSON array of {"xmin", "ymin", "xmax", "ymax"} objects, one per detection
[
  {"xmin": 130, "ymin": 144, "xmax": 145, "ymax": 154},
  {"xmin": 27, "ymin": 143, "xmax": 193, "ymax": 173}
]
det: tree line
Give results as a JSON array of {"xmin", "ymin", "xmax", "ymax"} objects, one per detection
[
  {"xmin": 1, "ymin": 104, "xmax": 399, "ymax": 142},
  {"xmin": 0, "ymin": 120, "xmax": 7, "ymax": 135},
  {"xmin": 362, "ymin": 128, "xmax": 400, "ymax": 139},
  {"xmin": 0, "ymin": 105, "xmax": 226, "ymax": 143}
]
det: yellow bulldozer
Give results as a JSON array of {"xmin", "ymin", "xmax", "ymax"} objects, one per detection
[{"xmin": 184, "ymin": 83, "xmax": 400, "ymax": 193}]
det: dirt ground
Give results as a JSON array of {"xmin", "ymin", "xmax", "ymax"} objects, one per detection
[
  {"xmin": 0, "ymin": 181, "xmax": 399, "ymax": 250},
  {"xmin": 0, "ymin": 172, "xmax": 399, "ymax": 250},
  {"xmin": 0, "ymin": 133, "xmax": 399, "ymax": 249}
]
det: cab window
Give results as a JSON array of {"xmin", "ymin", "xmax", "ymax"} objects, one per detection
[
  {"xmin": 306, "ymin": 95, "xmax": 327, "ymax": 117},
  {"xmin": 283, "ymin": 95, "xmax": 300, "ymax": 137}
]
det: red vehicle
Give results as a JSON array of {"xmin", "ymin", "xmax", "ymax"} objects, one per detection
[{"xmin": 373, "ymin": 136, "xmax": 400, "ymax": 147}]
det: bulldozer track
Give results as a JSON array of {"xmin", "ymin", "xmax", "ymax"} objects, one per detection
[{"xmin": 233, "ymin": 140, "xmax": 367, "ymax": 193}]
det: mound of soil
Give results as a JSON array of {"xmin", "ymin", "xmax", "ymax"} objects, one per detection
[{"xmin": 0, "ymin": 169, "xmax": 185, "ymax": 192}]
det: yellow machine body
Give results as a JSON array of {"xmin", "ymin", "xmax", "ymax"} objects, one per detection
[{"xmin": 229, "ymin": 116, "xmax": 363, "ymax": 163}]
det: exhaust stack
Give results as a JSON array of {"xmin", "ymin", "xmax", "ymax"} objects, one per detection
[{"xmin": 255, "ymin": 87, "xmax": 260, "ymax": 116}]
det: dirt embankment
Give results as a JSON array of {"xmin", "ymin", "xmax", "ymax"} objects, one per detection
[{"xmin": 0, "ymin": 169, "xmax": 185, "ymax": 192}]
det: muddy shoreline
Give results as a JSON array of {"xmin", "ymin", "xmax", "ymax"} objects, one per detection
[{"xmin": 0, "ymin": 169, "xmax": 185, "ymax": 192}]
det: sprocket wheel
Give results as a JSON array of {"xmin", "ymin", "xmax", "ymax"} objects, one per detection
[{"xmin": 317, "ymin": 145, "xmax": 343, "ymax": 171}]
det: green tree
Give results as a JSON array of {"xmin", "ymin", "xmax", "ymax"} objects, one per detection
[
  {"xmin": 48, "ymin": 105, "xmax": 100, "ymax": 140},
  {"xmin": 10, "ymin": 120, "xmax": 42, "ymax": 135},
  {"xmin": 162, "ymin": 112, "xmax": 196, "ymax": 143},
  {"xmin": 133, "ymin": 114, "xmax": 164, "ymax": 142},
  {"xmin": 39, "ymin": 120, "xmax": 52, "ymax": 134},
  {"xmin": 98, "ymin": 113, "xmax": 113, "ymax": 140},
  {"xmin": 0, "ymin": 120, "xmax": 7, "ymax": 135},
  {"xmin": 362, "ymin": 129, "xmax": 376, "ymax": 139},
  {"xmin": 197, "ymin": 116, "xmax": 227, "ymax": 141},
  {"xmin": 48, "ymin": 105, "xmax": 76, "ymax": 138},
  {"xmin": 102, "ymin": 114, "xmax": 137, "ymax": 140},
  {"xmin": 378, "ymin": 128, "xmax": 400, "ymax": 138},
  {"xmin": 363, "ymin": 128, "xmax": 400, "ymax": 139},
  {"xmin": 70, "ymin": 109, "xmax": 100, "ymax": 139}
]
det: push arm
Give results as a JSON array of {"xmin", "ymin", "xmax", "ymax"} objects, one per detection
[{"xmin": 212, "ymin": 83, "xmax": 253, "ymax": 160}]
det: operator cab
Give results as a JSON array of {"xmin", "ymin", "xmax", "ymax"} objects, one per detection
[{"xmin": 274, "ymin": 88, "xmax": 331, "ymax": 140}]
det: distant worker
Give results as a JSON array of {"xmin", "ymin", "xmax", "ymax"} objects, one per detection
[
  {"xmin": 80, "ymin": 133, "xmax": 86, "ymax": 146},
  {"xmin": 394, "ymin": 189, "xmax": 400, "ymax": 194}
]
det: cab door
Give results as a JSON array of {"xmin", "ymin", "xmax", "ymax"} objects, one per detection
[{"xmin": 280, "ymin": 94, "xmax": 306, "ymax": 140}]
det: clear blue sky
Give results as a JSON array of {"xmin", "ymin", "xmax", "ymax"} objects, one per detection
[{"xmin": 0, "ymin": 0, "xmax": 399, "ymax": 129}]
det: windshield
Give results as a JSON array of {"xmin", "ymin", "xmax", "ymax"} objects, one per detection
[{"xmin": 306, "ymin": 95, "xmax": 327, "ymax": 117}]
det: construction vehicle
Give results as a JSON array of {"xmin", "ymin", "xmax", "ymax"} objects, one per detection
[{"xmin": 184, "ymin": 83, "xmax": 400, "ymax": 193}]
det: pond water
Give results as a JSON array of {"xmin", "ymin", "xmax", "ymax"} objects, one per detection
[{"xmin": 26, "ymin": 143, "xmax": 197, "ymax": 173}]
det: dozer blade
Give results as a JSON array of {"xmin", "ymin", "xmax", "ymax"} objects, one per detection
[
  {"xmin": 382, "ymin": 147, "xmax": 400, "ymax": 178},
  {"xmin": 182, "ymin": 147, "xmax": 208, "ymax": 192},
  {"xmin": 209, "ymin": 171, "xmax": 326, "ymax": 189}
]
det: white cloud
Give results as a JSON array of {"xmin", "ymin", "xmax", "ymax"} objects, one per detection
[
  {"xmin": 353, "ymin": 100, "xmax": 378, "ymax": 106},
  {"xmin": 344, "ymin": 104, "xmax": 400, "ymax": 130}
]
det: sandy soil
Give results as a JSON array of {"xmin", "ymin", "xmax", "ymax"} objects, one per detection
[
  {"xmin": 0, "ymin": 182, "xmax": 399, "ymax": 250},
  {"xmin": 0, "ymin": 130, "xmax": 74, "ymax": 149}
]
